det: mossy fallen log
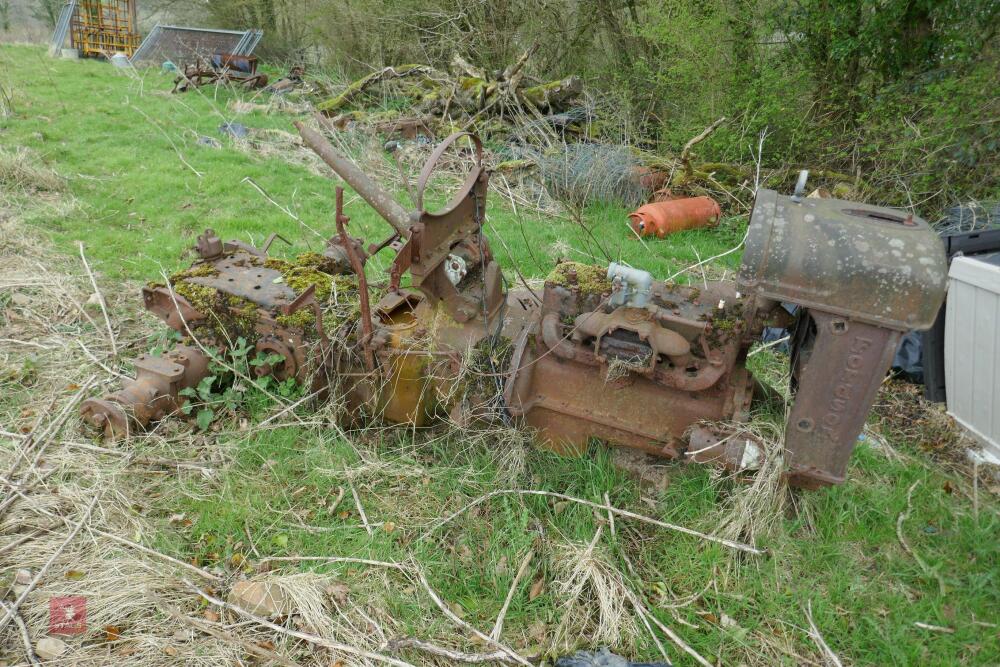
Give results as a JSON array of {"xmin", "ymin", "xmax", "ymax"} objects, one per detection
[
  {"xmin": 520, "ymin": 76, "xmax": 583, "ymax": 112},
  {"xmin": 494, "ymin": 158, "xmax": 537, "ymax": 173},
  {"xmin": 316, "ymin": 64, "xmax": 441, "ymax": 115}
]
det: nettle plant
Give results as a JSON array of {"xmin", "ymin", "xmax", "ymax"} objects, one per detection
[{"xmin": 168, "ymin": 337, "xmax": 301, "ymax": 431}]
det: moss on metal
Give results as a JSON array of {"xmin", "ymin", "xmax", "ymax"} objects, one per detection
[
  {"xmin": 169, "ymin": 262, "xmax": 219, "ymax": 282},
  {"xmin": 546, "ymin": 261, "xmax": 611, "ymax": 295},
  {"xmin": 170, "ymin": 280, "xmax": 260, "ymax": 343},
  {"xmin": 264, "ymin": 254, "xmax": 339, "ymax": 301},
  {"xmin": 277, "ymin": 273, "xmax": 378, "ymax": 334},
  {"xmin": 276, "ymin": 309, "xmax": 316, "ymax": 329}
]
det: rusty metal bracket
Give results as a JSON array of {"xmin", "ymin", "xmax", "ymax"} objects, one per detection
[
  {"xmin": 414, "ymin": 131, "xmax": 483, "ymax": 212},
  {"xmin": 335, "ymin": 186, "xmax": 375, "ymax": 371},
  {"xmin": 196, "ymin": 229, "xmax": 224, "ymax": 259},
  {"xmin": 261, "ymin": 232, "xmax": 291, "ymax": 255},
  {"xmin": 367, "ymin": 231, "xmax": 401, "ymax": 257},
  {"xmin": 281, "ymin": 284, "xmax": 328, "ymax": 346}
]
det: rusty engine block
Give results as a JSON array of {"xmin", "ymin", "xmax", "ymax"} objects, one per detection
[{"xmin": 81, "ymin": 127, "xmax": 948, "ymax": 489}]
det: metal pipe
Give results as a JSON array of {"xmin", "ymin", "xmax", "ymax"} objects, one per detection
[
  {"xmin": 294, "ymin": 121, "xmax": 412, "ymax": 236},
  {"xmin": 607, "ymin": 262, "xmax": 653, "ymax": 308},
  {"xmin": 541, "ymin": 313, "xmax": 580, "ymax": 360}
]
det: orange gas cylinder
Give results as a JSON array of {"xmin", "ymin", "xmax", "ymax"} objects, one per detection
[{"xmin": 628, "ymin": 196, "xmax": 721, "ymax": 237}]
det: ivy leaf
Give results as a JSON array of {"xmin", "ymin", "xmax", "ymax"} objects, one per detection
[
  {"xmin": 196, "ymin": 408, "xmax": 214, "ymax": 431},
  {"xmin": 197, "ymin": 375, "xmax": 217, "ymax": 401}
]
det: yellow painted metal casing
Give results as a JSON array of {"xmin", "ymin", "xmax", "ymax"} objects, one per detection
[{"xmin": 376, "ymin": 306, "xmax": 434, "ymax": 425}]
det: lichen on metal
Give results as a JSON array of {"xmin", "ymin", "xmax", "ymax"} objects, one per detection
[{"xmin": 739, "ymin": 189, "xmax": 947, "ymax": 330}]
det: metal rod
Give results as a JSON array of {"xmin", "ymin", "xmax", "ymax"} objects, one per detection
[
  {"xmin": 295, "ymin": 121, "xmax": 412, "ymax": 236},
  {"xmin": 335, "ymin": 187, "xmax": 376, "ymax": 371}
]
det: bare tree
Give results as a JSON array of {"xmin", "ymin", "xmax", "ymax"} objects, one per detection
[{"xmin": 31, "ymin": 0, "xmax": 63, "ymax": 28}]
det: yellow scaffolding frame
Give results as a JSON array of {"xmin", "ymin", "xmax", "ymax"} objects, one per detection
[{"xmin": 70, "ymin": 0, "xmax": 141, "ymax": 58}]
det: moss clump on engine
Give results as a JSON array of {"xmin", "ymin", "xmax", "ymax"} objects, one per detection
[
  {"xmin": 296, "ymin": 251, "xmax": 343, "ymax": 273},
  {"xmin": 546, "ymin": 261, "xmax": 611, "ymax": 295},
  {"xmin": 169, "ymin": 262, "xmax": 219, "ymax": 282},
  {"xmin": 276, "ymin": 309, "xmax": 316, "ymax": 329},
  {"xmin": 264, "ymin": 254, "xmax": 337, "ymax": 301},
  {"xmin": 170, "ymin": 280, "xmax": 259, "ymax": 342},
  {"xmin": 171, "ymin": 281, "xmax": 217, "ymax": 315},
  {"xmin": 711, "ymin": 316, "xmax": 737, "ymax": 332},
  {"xmin": 277, "ymin": 275, "xmax": 370, "ymax": 332}
]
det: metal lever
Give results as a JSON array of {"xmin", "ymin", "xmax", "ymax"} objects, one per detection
[
  {"xmin": 791, "ymin": 169, "xmax": 809, "ymax": 203},
  {"xmin": 335, "ymin": 187, "xmax": 375, "ymax": 371},
  {"xmin": 261, "ymin": 232, "xmax": 291, "ymax": 255}
]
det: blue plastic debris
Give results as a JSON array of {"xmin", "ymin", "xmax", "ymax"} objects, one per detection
[
  {"xmin": 218, "ymin": 122, "xmax": 250, "ymax": 139},
  {"xmin": 555, "ymin": 648, "xmax": 671, "ymax": 667},
  {"xmin": 196, "ymin": 136, "xmax": 222, "ymax": 149}
]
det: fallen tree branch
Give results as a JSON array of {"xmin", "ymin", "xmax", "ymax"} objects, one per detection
[
  {"xmin": 501, "ymin": 43, "xmax": 538, "ymax": 86},
  {"xmin": 0, "ymin": 380, "xmax": 96, "ymax": 517},
  {"xmin": 634, "ymin": 594, "xmax": 711, "ymax": 667},
  {"xmin": 317, "ymin": 65, "xmax": 440, "ymax": 114},
  {"xmin": 0, "ymin": 601, "xmax": 40, "ymax": 666},
  {"xmin": 350, "ymin": 480, "xmax": 373, "ymax": 536},
  {"xmin": 913, "ymin": 621, "xmax": 955, "ymax": 634},
  {"xmin": 0, "ymin": 495, "xmax": 98, "ymax": 632},
  {"xmin": 681, "ymin": 117, "xmax": 726, "ymax": 180},
  {"xmin": 88, "ymin": 527, "xmax": 223, "ymax": 581},
  {"xmin": 258, "ymin": 555, "xmax": 405, "ymax": 571},
  {"xmin": 413, "ymin": 564, "xmax": 532, "ymax": 667},
  {"xmin": 896, "ymin": 480, "xmax": 946, "ymax": 596},
  {"xmin": 490, "ymin": 548, "xmax": 535, "ymax": 641},
  {"xmin": 154, "ymin": 593, "xmax": 304, "ymax": 667},
  {"xmin": 0, "ymin": 525, "xmax": 58, "ymax": 556},
  {"xmin": 805, "ymin": 600, "xmax": 843, "ymax": 667},
  {"xmin": 0, "ymin": 479, "xmax": 223, "ymax": 582},
  {"xmin": 186, "ymin": 580, "xmax": 415, "ymax": 667},
  {"xmin": 60, "ymin": 440, "xmax": 215, "ymax": 473},
  {"xmin": 78, "ymin": 242, "xmax": 117, "ymax": 357},
  {"xmin": 626, "ymin": 584, "xmax": 671, "ymax": 664},
  {"xmin": 420, "ymin": 489, "xmax": 764, "ymax": 555},
  {"xmin": 388, "ymin": 637, "xmax": 518, "ymax": 664}
]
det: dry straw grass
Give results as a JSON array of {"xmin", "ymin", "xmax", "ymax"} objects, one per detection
[
  {"xmin": 0, "ymin": 147, "xmax": 64, "ymax": 195},
  {"xmin": 0, "ymin": 201, "xmax": 235, "ymax": 664},
  {"xmin": 869, "ymin": 378, "xmax": 966, "ymax": 462},
  {"xmin": 707, "ymin": 419, "xmax": 788, "ymax": 549},
  {"xmin": 0, "ymin": 195, "xmax": 404, "ymax": 665},
  {"xmin": 232, "ymin": 126, "xmax": 332, "ymax": 176},
  {"xmin": 550, "ymin": 528, "xmax": 640, "ymax": 653}
]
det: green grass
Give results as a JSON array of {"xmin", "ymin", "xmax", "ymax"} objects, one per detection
[
  {"xmin": 0, "ymin": 44, "xmax": 741, "ymax": 284},
  {"xmin": 2, "ymin": 44, "xmax": 998, "ymax": 665}
]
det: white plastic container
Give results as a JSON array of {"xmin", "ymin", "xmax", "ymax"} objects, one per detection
[{"xmin": 945, "ymin": 252, "xmax": 1000, "ymax": 457}]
